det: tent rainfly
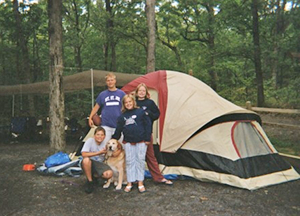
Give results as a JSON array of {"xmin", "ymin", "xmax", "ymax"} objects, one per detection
[
  {"xmin": 0, "ymin": 70, "xmax": 140, "ymax": 115},
  {"xmin": 122, "ymin": 70, "xmax": 300, "ymax": 190},
  {"xmin": 0, "ymin": 70, "xmax": 140, "ymax": 96}
]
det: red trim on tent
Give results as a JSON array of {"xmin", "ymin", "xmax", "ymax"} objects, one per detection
[
  {"xmin": 121, "ymin": 70, "xmax": 168, "ymax": 147},
  {"xmin": 231, "ymin": 121, "xmax": 242, "ymax": 158}
]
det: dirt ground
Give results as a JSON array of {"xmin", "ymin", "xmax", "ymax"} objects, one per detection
[
  {"xmin": 0, "ymin": 140, "xmax": 299, "ymax": 216},
  {"xmin": 1, "ymin": 112, "xmax": 299, "ymax": 216}
]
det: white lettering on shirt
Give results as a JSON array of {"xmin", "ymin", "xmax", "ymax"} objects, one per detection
[
  {"xmin": 107, "ymin": 102, "xmax": 119, "ymax": 106},
  {"xmin": 104, "ymin": 95, "xmax": 121, "ymax": 105}
]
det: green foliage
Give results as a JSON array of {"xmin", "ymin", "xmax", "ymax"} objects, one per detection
[
  {"xmin": 264, "ymin": 77, "xmax": 300, "ymax": 109},
  {"xmin": 65, "ymin": 90, "xmax": 92, "ymax": 119},
  {"xmin": 270, "ymin": 137, "xmax": 300, "ymax": 156},
  {"xmin": 0, "ymin": 0, "xmax": 300, "ymax": 126},
  {"xmin": 116, "ymin": 41, "xmax": 147, "ymax": 73}
]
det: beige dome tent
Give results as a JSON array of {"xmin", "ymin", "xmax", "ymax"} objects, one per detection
[{"xmin": 122, "ymin": 70, "xmax": 300, "ymax": 190}]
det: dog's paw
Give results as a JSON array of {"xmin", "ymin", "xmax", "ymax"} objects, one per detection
[{"xmin": 103, "ymin": 183, "xmax": 110, "ymax": 189}]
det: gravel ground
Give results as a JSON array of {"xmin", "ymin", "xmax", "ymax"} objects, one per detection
[{"xmin": 0, "ymin": 141, "xmax": 299, "ymax": 216}]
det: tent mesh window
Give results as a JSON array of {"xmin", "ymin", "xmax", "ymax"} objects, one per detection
[{"xmin": 232, "ymin": 121, "xmax": 273, "ymax": 158}]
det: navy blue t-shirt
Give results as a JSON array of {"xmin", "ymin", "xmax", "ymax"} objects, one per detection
[{"xmin": 95, "ymin": 89, "xmax": 125, "ymax": 128}]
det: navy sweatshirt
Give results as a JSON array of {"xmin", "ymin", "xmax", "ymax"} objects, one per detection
[
  {"xmin": 112, "ymin": 108, "xmax": 152, "ymax": 143},
  {"xmin": 136, "ymin": 98, "xmax": 160, "ymax": 133}
]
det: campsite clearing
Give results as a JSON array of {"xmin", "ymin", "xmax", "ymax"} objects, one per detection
[{"xmin": 1, "ymin": 141, "xmax": 299, "ymax": 216}]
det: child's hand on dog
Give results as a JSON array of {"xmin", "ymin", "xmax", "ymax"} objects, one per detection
[{"xmin": 99, "ymin": 148, "xmax": 107, "ymax": 155}]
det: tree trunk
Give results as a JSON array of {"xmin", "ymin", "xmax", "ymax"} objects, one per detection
[
  {"xmin": 207, "ymin": 3, "xmax": 217, "ymax": 91},
  {"xmin": 111, "ymin": 38, "xmax": 117, "ymax": 71},
  {"xmin": 105, "ymin": 0, "xmax": 117, "ymax": 71},
  {"xmin": 48, "ymin": 0, "xmax": 66, "ymax": 153},
  {"xmin": 75, "ymin": 45, "xmax": 82, "ymax": 72},
  {"xmin": 0, "ymin": 35, "xmax": 6, "ymax": 84},
  {"xmin": 251, "ymin": 0, "xmax": 264, "ymax": 107},
  {"xmin": 73, "ymin": 0, "xmax": 82, "ymax": 72},
  {"xmin": 13, "ymin": 0, "xmax": 22, "ymax": 81},
  {"xmin": 158, "ymin": 25, "xmax": 184, "ymax": 71},
  {"xmin": 32, "ymin": 30, "xmax": 41, "ymax": 82},
  {"xmin": 208, "ymin": 40, "xmax": 217, "ymax": 91},
  {"xmin": 13, "ymin": 0, "xmax": 35, "ymax": 116},
  {"xmin": 104, "ymin": 43, "xmax": 109, "ymax": 71},
  {"xmin": 146, "ymin": 0, "xmax": 156, "ymax": 73},
  {"xmin": 272, "ymin": 0, "xmax": 287, "ymax": 89},
  {"xmin": 163, "ymin": 42, "xmax": 183, "ymax": 71}
]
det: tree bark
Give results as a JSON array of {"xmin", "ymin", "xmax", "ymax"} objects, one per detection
[
  {"xmin": 181, "ymin": 2, "xmax": 217, "ymax": 90},
  {"xmin": 146, "ymin": 0, "xmax": 156, "ymax": 73},
  {"xmin": 72, "ymin": 0, "xmax": 83, "ymax": 72},
  {"xmin": 271, "ymin": 0, "xmax": 287, "ymax": 89},
  {"xmin": 32, "ymin": 30, "xmax": 41, "ymax": 82},
  {"xmin": 104, "ymin": 43, "xmax": 109, "ymax": 71},
  {"xmin": 13, "ymin": 0, "xmax": 22, "ymax": 81},
  {"xmin": 206, "ymin": 3, "xmax": 217, "ymax": 91},
  {"xmin": 48, "ymin": 0, "xmax": 66, "ymax": 153},
  {"xmin": 251, "ymin": 0, "xmax": 264, "ymax": 107},
  {"xmin": 13, "ymin": 0, "xmax": 35, "ymax": 116},
  {"xmin": 74, "ymin": 1, "xmax": 82, "ymax": 72},
  {"xmin": 160, "ymin": 39, "xmax": 184, "ymax": 71},
  {"xmin": 0, "ymin": 34, "xmax": 6, "ymax": 85},
  {"xmin": 158, "ymin": 22, "xmax": 184, "ymax": 71},
  {"xmin": 105, "ymin": 0, "xmax": 116, "ymax": 71}
]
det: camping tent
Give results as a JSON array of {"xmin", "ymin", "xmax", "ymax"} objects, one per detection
[{"xmin": 122, "ymin": 70, "xmax": 300, "ymax": 190}]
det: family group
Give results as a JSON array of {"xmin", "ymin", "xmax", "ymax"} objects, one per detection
[{"xmin": 81, "ymin": 72, "xmax": 173, "ymax": 194}]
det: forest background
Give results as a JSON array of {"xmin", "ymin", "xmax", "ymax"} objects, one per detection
[{"xmin": 0, "ymin": 0, "xmax": 299, "ymax": 144}]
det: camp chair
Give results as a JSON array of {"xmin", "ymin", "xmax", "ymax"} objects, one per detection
[{"xmin": 10, "ymin": 117, "xmax": 37, "ymax": 142}]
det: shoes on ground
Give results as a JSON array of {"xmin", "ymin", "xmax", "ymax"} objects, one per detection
[
  {"xmin": 124, "ymin": 185, "xmax": 132, "ymax": 193},
  {"xmin": 138, "ymin": 185, "xmax": 146, "ymax": 193},
  {"xmin": 84, "ymin": 180, "xmax": 94, "ymax": 194},
  {"xmin": 159, "ymin": 179, "xmax": 173, "ymax": 185}
]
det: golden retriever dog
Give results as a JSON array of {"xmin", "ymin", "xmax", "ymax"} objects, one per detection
[{"xmin": 103, "ymin": 139, "xmax": 127, "ymax": 190}]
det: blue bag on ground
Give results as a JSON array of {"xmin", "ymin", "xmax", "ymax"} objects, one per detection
[{"xmin": 44, "ymin": 151, "xmax": 71, "ymax": 168}]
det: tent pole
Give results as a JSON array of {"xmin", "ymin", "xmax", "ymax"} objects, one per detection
[{"xmin": 91, "ymin": 68, "xmax": 94, "ymax": 109}]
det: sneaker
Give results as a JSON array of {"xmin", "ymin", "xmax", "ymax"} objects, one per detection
[
  {"xmin": 92, "ymin": 176, "xmax": 105, "ymax": 186},
  {"xmin": 84, "ymin": 181, "xmax": 94, "ymax": 194},
  {"xmin": 92, "ymin": 176, "xmax": 99, "ymax": 186}
]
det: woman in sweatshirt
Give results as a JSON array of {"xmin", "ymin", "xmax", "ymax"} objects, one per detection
[{"xmin": 135, "ymin": 83, "xmax": 173, "ymax": 185}]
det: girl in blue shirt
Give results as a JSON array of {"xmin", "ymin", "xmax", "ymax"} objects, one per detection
[
  {"xmin": 135, "ymin": 83, "xmax": 173, "ymax": 185},
  {"xmin": 112, "ymin": 94, "xmax": 151, "ymax": 193}
]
